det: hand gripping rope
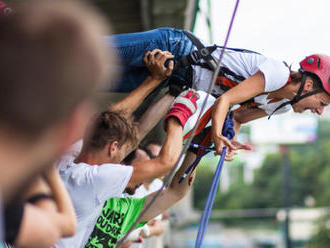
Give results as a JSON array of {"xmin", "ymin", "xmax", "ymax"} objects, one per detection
[
  {"xmin": 117, "ymin": 1, "xmax": 241, "ymax": 246},
  {"xmin": 194, "ymin": 112, "xmax": 235, "ymax": 248},
  {"xmin": 179, "ymin": 111, "xmax": 235, "ymax": 184}
]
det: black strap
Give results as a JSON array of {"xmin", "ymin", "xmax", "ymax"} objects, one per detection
[
  {"xmin": 268, "ymin": 74, "xmax": 323, "ymax": 119},
  {"xmin": 216, "ymin": 45, "xmax": 261, "ymax": 55},
  {"xmin": 182, "ymin": 30, "xmax": 217, "ymax": 71}
]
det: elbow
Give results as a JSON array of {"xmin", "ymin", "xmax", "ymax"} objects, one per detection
[
  {"xmin": 171, "ymin": 187, "xmax": 189, "ymax": 202},
  {"xmin": 213, "ymin": 95, "xmax": 231, "ymax": 111},
  {"xmin": 61, "ymin": 216, "xmax": 77, "ymax": 237},
  {"xmin": 160, "ymin": 156, "xmax": 177, "ymax": 172}
]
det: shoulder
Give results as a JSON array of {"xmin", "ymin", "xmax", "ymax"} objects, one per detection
[
  {"xmin": 257, "ymin": 58, "xmax": 290, "ymax": 92},
  {"xmin": 60, "ymin": 162, "xmax": 133, "ymax": 185},
  {"xmin": 56, "ymin": 140, "xmax": 83, "ymax": 169}
]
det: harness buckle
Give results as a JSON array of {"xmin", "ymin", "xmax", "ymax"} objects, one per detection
[
  {"xmin": 200, "ymin": 48, "xmax": 210, "ymax": 57},
  {"xmin": 189, "ymin": 50, "xmax": 202, "ymax": 64}
]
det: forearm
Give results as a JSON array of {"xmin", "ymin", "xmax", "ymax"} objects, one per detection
[
  {"xmin": 109, "ymin": 76, "xmax": 162, "ymax": 116},
  {"xmin": 15, "ymin": 204, "xmax": 62, "ymax": 248},
  {"xmin": 157, "ymin": 118, "xmax": 183, "ymax": 168},
  {"xmin": 212, "ymin": 95, "xmax": 231, "ymax": 137},
  {"xmin": 233, "ymin": 115, "xmax": 242, "ymax": 141},
  {"xmin": 168, "ymin": 151, "xmax": 196, "ymax": 197},
  {"xmin": 129, "ymin": 118, "xmax": 182, "ymax": 185},
  {"xmin": 142, "ymin": 220, "xmax": 165, "ymax": 238},
  {"xmin": 136, "ymin": 94, "xmax": 174, "ymax": 142},
  {"xmin": 44, "ymin": 167, "xmax": 76, "ymax": 236}
]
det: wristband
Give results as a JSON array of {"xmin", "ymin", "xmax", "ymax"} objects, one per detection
[{"xmin": 141, "ymin": 225, "xmax": 151, "ymax": 237}]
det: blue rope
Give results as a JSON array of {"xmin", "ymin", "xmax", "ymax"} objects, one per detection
[{"xmin": 195, "ymin": 112, "xmax": 235, "ymax": 248}]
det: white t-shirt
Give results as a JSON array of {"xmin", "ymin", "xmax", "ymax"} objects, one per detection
[
  {"xmin": 192, "ymin": 47, "xmax": 292, "ymax": 115},
  {"xmin": 133, "ymin": 178, "xmax": 164, "ymax": 198},
  {"xmin": 56, "ymin": 142, "xmax": 133, "ymax": 248}
]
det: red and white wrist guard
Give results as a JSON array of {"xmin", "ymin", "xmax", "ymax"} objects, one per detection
[{"xmin": 164, "ymin": 89, "xmax": 199, "ymax": 130}]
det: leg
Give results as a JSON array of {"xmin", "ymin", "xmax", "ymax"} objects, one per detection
[{"xmin": 106, "ymin": 28, "xmax": 194, "ymax": 92}]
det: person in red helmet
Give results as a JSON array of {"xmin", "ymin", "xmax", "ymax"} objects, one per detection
[
  {"xmin": 182, "ymin": 53, "xmax": 330, "ymax": 164},
  {"xmin": 179, "ymin": 52, "xmax": 330, "ymax": 168},
  {"xmin": 105, "ymin": 28, "xmax": 330, "ymax": 161}
]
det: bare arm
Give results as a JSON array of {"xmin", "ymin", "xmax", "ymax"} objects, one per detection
[
  {"xmin": 141, "ymin": 219, "xmax": 165, "ymax": 238},
  {"xmin": 235, "ymin": 107, "xmax": 268, "ymax": 124},
  {"xmin": 42, "ymin": 165, "xmax": 77, "ymax": 237},
  {"xmin": 127, "ymin": 117, "xmax": 182, "ymax": 187},
  {"xmin": 15, "ymin": 203, "xmax": 61, "ymax": 248},
  {"xmin": 139, "ymin": 147, "xmax": 197, "ymax": 222},
  {"xmin": 123, "ymin": 93, "xmax": 174, "ymax": 157},
  {"xmin": 14, "ymin": 166, "xmax": 77, "ymax": 247},
  {"xmin": 212, "ymin": 71, "xmax": 266, "ymax": 155},
  {"xmin": 110, "ymin": 49, "xmax": 174, "ymax": 118}
]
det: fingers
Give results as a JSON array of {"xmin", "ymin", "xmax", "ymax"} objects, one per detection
[
  {"xmin": 225, "ymin": 149, "xmax": 237, "ymax": 161},
  {"xmin": 144, "ymin": 49, "xmax": 174, "ymax": 80},
  {"xmin": 166, "ymin": 60, "xmax": 174, "ymax": 76},
  {"xmin": 143, "ymin": 51, "xmax": 150, "ymax": 65},
  {"xmin": 232, "ymin": 141, "xmax": 253, "ymax": 151},
  {"xmin": 144, "ymin": 49, "xmax": 173, "ymax": 64},
  {"xmin": 213, "ymin": 133, "xmax": 237, "ymax": 158},
  {"xmin": 220, "ymin": 136, "xmax": 237, "ymax": 151}
]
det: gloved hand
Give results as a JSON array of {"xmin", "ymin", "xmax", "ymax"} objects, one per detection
[{"xmin": 164, "ymin": 89, "xmax": 199, "ymax": 130}]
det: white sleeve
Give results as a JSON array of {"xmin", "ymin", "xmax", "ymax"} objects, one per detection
[
  {"xmin": 257, "ymin": 58, "xmax": 290, "ymax": 92},
  {"xmin": 56, "ymin": 140, "xmax": 83, "ymax": 169},
  {"xmin": 92, "ymin": 164, "xmax": 133, "ymax": 203}
]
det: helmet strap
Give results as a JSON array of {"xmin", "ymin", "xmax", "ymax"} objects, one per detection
[{"xmin": 268, "ymin": 74, "xmax": 322, "ymax": 119}]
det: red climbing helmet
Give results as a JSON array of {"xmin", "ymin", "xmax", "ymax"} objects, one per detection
[{"xmin": 300, "ymin": 54, "xmax": 330, "ymax": 95}]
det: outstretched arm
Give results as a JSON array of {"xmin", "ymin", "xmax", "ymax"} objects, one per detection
[
  {"xmin": 211, "ymin": 71, "xmax": 265, "ymax": 156},
  {"xmin": 109, "ymin": 49, "xmax": 174, "ymax": 118},
  {"xmin": 127, "ymin": 118, "xmax": 182, "ymax": 187},
  {"xmin": 124, "ymin": 93, "xmax": 174, "ymax": 157},
  {"xmin": 139, "ymin": 145, "xmax": 197, "ymax": 222},
  {"xmin": 127, "ymin": 90, "xmax": 199, "ymax": 187}
]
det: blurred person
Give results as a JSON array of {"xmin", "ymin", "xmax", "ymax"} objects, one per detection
[
  {"xmin": 56, "ymin": 50, "xmax": 181, "ymax": 247},
  {"xmin": 144, "ymin": 141, "xmax": 162, "ymax": 159},
  {"xmin": 4, "ymin": 165, "xmax": 76, "ymax": 247},
  {"xmin": 0, "ymin": 0, "xmax": 114, "ymax": 204}
]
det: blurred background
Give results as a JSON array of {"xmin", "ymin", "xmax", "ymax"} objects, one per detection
[
  {"xmin": 8, "ymin": 0, "xmax": 329, "ymax": 247},
  {"xmin": 94, "ymin": 0, "xmax": 330, "ymax": 247}
]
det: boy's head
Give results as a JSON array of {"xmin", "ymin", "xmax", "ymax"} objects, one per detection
[{"xmin": 83, "ymin": 111, "xmax": 137, "ymax": 164}]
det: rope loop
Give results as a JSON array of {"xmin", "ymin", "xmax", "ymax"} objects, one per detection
[{"xmin": 222, "ymin": 111, "xmax": 235, "ymax": 139}]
